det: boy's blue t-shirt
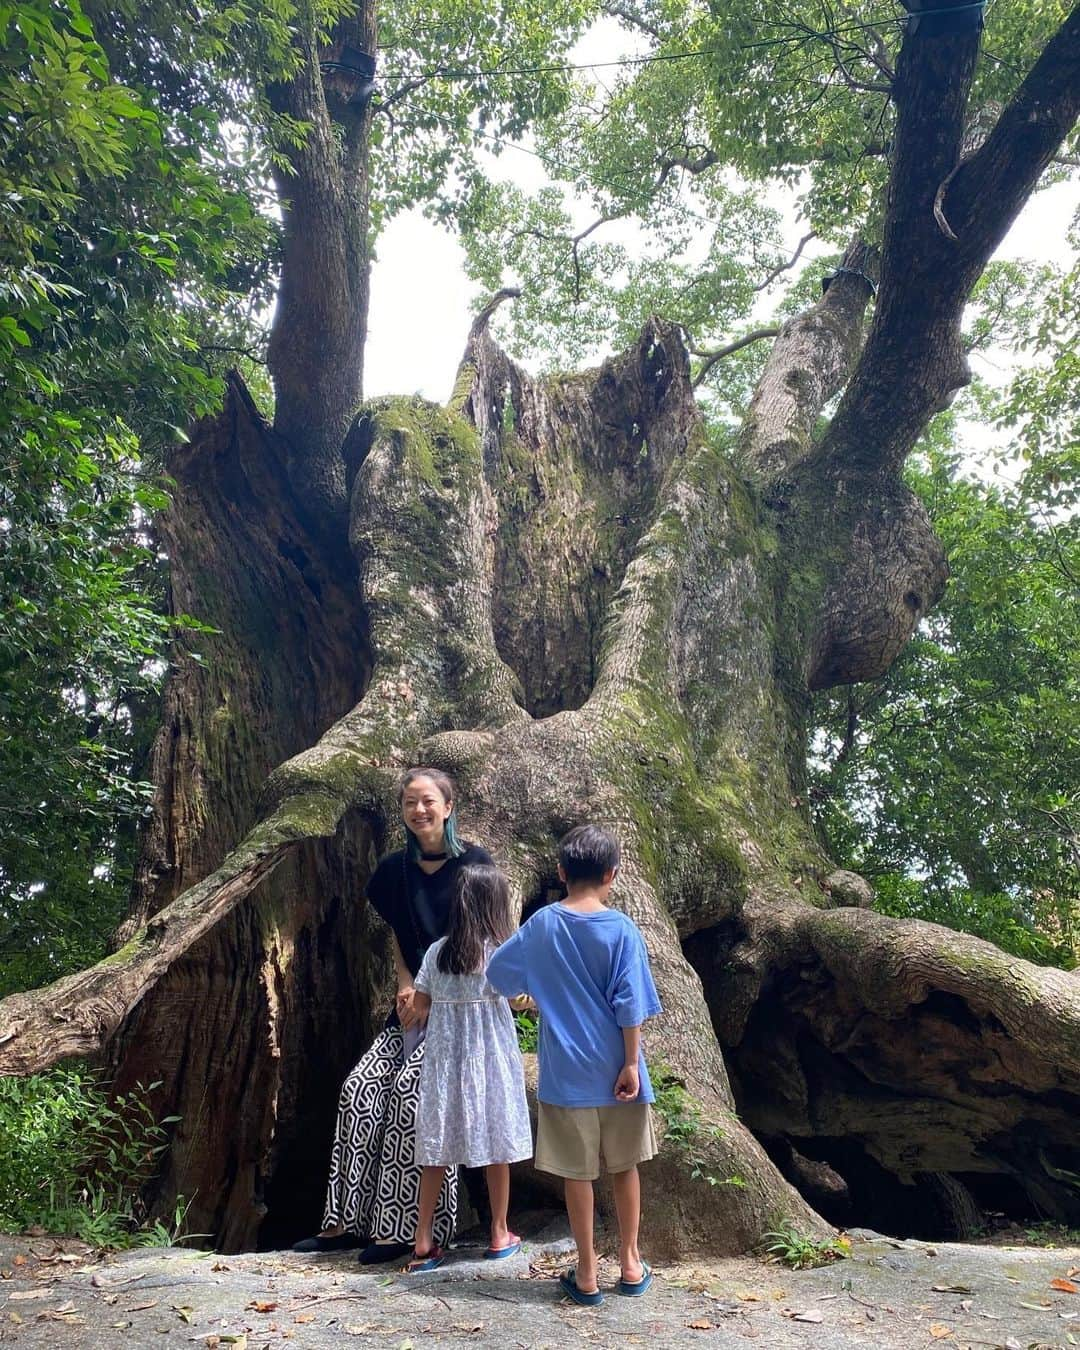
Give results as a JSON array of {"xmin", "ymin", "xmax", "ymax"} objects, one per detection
[{"xmin": 486, "ymin": 904, "xmax": 662, "ymax": 1108}]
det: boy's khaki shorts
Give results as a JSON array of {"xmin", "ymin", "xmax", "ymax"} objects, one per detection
[{"xmin": 535, "ymin": 1101, "xmax": 657, "ymax": 1180}]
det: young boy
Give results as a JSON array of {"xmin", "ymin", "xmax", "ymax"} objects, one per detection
[{"xmin": 486, "ymin": 824, "xmax": 661, "ymax": 1305}]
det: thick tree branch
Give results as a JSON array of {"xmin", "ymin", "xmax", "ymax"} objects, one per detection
[
  {"xmin": 811, "ymin": 3, "xmax": 1080, "ymax": 480},
  {"xmin": 741, "ymin": 238, "xmax": 877, "ymax": 479},
  {"xmin": 946, "ymin": 1, "xmax": 1080, "ymax": 256},
  {"xmin": 265, "ymin": 2, "xmax": 377, "ymax": 535},
  {"xmin": 0, "ymin": 775, "xmax": 386, "ymax": 1074},
  {"xmin": 757, "ymin": 10, "xmax": 1076, "ymax": 694}
]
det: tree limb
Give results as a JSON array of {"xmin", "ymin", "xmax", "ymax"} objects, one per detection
[
  {"xmin": 753, "ymin": 231, "xmax": 816, "ymax": 293},
  {"xmin": 741, "ymin": 238, "xmax": 877, "ymax": 479},
  {"xmin": 264, "ymin": 1, "xmax": 377, "ymax": 533},
  {"xmin": 690, "ymin": 327, "xmax": 781, "ymax": 388},
  {"xmin": 808, "ymin": 2, "xmax": 1080, "ymax": 480},
  {"xmin": 947, "ymin": 1, "xmax": 1080, "ymax": 256}
]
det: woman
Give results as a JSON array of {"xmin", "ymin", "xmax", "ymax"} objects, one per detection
[{"xmin": 294, "ymin": 767, "xmax": 493, "ymax": 1262}]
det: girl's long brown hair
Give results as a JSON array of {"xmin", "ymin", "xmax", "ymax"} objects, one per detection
[{"xmin": 438, "ymin": 863, "xmax": 513, "ymax": 975}]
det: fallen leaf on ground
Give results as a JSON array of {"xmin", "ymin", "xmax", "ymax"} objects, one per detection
[
  {"xmin": 112, "ymin": 1320, "xmax": 132, "ymax": 1329},
  {"xmin": 7, "ymin": 1289, "xmax": 49, "ymax": 1301},
  {"xmin": 735, "ymin": 1290, "xmax": 763, "ymax": 1301},
  {"xmin": 931, "ymin": 1284, "xmax": 973, "ymax": 1294},
  {"xmin": 37, "ymin": 1303, "xmax": 84, "ymax": 1323},
  {"xmin": 1018, "ymin": 1298, "xmax": 1053, "ymax": 1310},
  {"xmin": 1052, "ymin": 1279, "xmax": 1080, "ymax": 1294},
  {"xmin": 124, "ymin": 1300, "xmax": 159, "ymax": 1312},
  {"xmin": 929, "ymin": 1324, "xmax": 954, "ymax": 1339},
  {"xmin": 173, "ymin": 1304, "xmax": 194, "ymax": 1323},
  {"xmin": 294, "ymin": 1313, "xmax": 316, "ymax": 1324},
  {"xmin": 211, "ymin": 1262, "xmax": 230, "ymax": 1272},
  {"xmin": 687, "ymin": 1318, "xmax": 713, "ymax": 1330},
  {"xmin": 246, "ymin": 1300, "xmax": 278, "ymax": 1313},
  {"xmin": 12, "ymin": 1255, "xmax": 27, "ymax": 1267},
  {"xmin": 451, "ymin": 1323, "xmax": 483, "ymax": 1333},
  {"xmin": 92, "ymin": 1271, "xmax": 144, "ymax": 1288},
  {"xmin": 789, "ymin": 1309, "xmax": 824, "ymax": 1324}
]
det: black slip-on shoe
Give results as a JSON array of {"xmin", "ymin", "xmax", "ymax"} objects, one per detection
[
  {"xmin": 291, "ymin": 1232, "xmax": 365, "ymax": 1253},
  {"xmin": 358, "ymin": 1241, "xmax": 413, "ymax": 1264}
]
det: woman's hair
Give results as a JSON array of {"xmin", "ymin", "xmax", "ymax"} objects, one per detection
[
  {"xmin": 398, "ymin": 766, "xmax": 467, "ymax": 860},
  {"xmin": 438, "ymin": 864, "xmax": 513, "ymax": 975}
]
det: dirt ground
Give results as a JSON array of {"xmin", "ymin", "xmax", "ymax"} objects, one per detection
[{"xmin": 1, "ymin": 1217, "xmax": 1078, "ymax": 1350}]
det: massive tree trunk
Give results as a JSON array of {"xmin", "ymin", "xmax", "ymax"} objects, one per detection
[{"xmin": 1, "ymin": 2, "xmax": 1078, "ymax": 1255}]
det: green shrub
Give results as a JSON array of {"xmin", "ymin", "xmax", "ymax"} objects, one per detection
[
  {"xmin": 762, "ymin": 1222, "xmax": 850, "ymax": 1269},
  {"xmin": 0, "ymin": 1066, "xmax": 186, "ymax": 1247},
  {"xmin": 514, "ymin": 1009, "xmax": 539, "ymax": 1053},
  {"xmin": 650, "ymin": 1062, "xmax": 746, "ymax": 1190}
]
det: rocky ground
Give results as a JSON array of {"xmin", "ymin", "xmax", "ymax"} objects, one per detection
[{"xmin": 1, "ymin": 1216, "xmax": 1077, "ymax": 1350}]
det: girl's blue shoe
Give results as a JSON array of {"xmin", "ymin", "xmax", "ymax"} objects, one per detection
[
  {"xmin": 404, "ymin": 1245, "xmax": 445, "ymax": 1273},
  {"xmin": 484, "ymin": 1236, "xmax": 522, "ymax": 1260}
]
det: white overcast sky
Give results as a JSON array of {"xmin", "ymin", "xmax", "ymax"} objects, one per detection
[{"xmin": 364, "ymin": 23, "xmax": 1079, "ymax": 417}]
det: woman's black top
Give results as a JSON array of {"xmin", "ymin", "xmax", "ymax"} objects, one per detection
[{"xmin": 366, "ymin": 843, "xmax": 493, "ymax": 978}]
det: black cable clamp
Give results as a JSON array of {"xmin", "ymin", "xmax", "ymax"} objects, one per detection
[
  {"xmin": 902, "ymin": 0, "xmax": 987, "ymax": 37},
  {"xmin": 821, "ymin": 266, "xmax": 878, "ymax": 297}
]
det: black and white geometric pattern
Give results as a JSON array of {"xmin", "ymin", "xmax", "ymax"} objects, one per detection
[{"xmin": 322, "ymin": 1028, "xmax": 457, "ymax": 1245}]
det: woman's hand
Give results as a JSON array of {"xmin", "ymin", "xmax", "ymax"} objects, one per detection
[
  {"xmin": 410, "ymin": 991, "xmax": 432, "ymax": 1029},
  {"xmin": 396, "ymin": 984, "xmax": 416, "ymax": 1025}
]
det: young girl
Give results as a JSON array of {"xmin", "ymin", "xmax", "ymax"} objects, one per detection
[{"xmin": 406, "ymin": 863, "xmax": 533, "ymax": 1271}]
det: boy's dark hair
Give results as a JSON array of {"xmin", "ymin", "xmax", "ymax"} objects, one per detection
[
  {"xmin": 558, "ymin": 824, "xmax": 621, "ymax": 884},
  {"xmin": 439, "ymin": 863, "xmax": 513, "ymax": 974}
]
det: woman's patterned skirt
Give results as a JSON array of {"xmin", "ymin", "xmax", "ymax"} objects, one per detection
[{"xmin": 322, "ymin": 1026, "xmax": 457, "ymax": 1245}]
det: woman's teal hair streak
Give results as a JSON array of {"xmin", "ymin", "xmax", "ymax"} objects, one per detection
[{"xmin": 399, "ymin": 766, "xmax": 467, "ymax": 860}]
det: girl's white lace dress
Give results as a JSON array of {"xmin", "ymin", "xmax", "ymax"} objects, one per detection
[{"xmin": 414, "ymin": 938, "xmax": 533, "ymax": 1168}]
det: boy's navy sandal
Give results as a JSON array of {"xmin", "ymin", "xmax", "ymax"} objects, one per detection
[
  {"xmin": 484, "ymin": 1235, "xmax": 522, "ymax": 1260},
  {"xmin": 559, "ymin": 1268, "xmax": 604, "ymax": 1306},
  {"xmin": 359, "ymin": 1241, "xmax": 412, "ymax": 1265},
  {"xmin": 291, "ymin": 1231, "xmax": 364, "ymax": 1253},
  {"xmin": 616, "ymin": 1261, "xmax": 653, "ymax": 1296},
  {"xmin": 404, "ymin": 1245, "xmax": 445, "ymax": 1273}
]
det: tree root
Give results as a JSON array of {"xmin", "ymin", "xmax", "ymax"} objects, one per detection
[{"xmin": 694, "ymin": 898, "xmax": 1080, "ymax": 1227}]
